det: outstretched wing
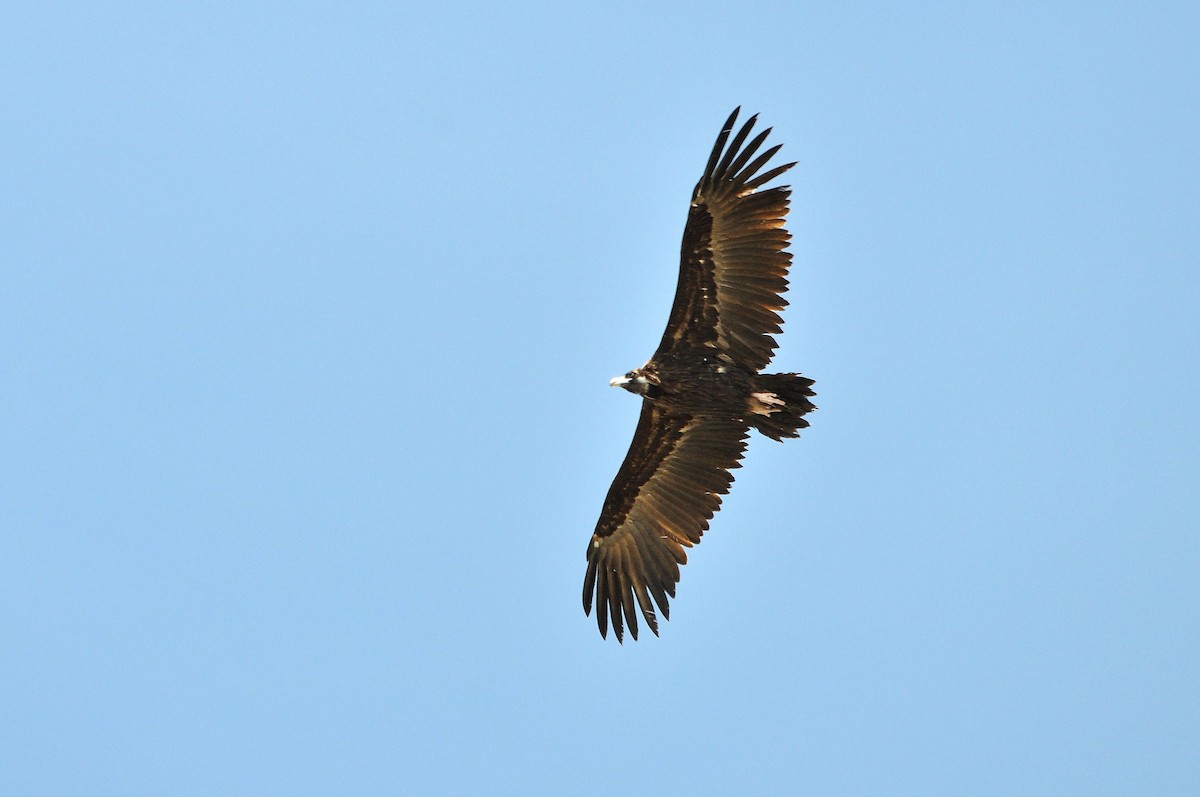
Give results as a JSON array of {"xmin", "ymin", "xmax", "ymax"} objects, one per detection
[
  {"xmin": 656, "ymin": 108, "xmax": 796, "ymax": 372},
  {"xmin": 584, "ymin": 402, "xmax": 749, "ymax": 642}
]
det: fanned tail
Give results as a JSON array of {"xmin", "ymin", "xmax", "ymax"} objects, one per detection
[{"xmin": 747, "ymin": 373, "xmax": 817, "ymax": 441}]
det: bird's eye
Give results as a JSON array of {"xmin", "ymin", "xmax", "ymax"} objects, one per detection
[{"xmin": 626, "ymin": 371, "xmax": 634, "ymax": 378}]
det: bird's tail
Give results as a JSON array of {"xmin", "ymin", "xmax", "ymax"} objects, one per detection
[{"xmin": 747, "ymin": 373, "xmax": 817, "ymax": 441}]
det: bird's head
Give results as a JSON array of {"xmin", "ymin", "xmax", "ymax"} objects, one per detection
[{"xmin": 609, "ymin": 368, "xmax": 662, "ymax": 398}]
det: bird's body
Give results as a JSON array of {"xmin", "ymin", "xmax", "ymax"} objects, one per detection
[
  {"xmin": 584, "ymin": 108, "xmax": 816, "ymax": 642},
  {"xmin": 619, "ymin": 352, "xmax": 754, "ymax": 414}
]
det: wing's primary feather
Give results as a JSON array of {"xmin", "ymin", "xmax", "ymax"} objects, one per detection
[
  {"xmin": 584, "ymin": 402, "xmax": 749, "ymax": 641},
  {"xmin": 657, "ymin": 108, "xmax": 797, "ymax": 371}
]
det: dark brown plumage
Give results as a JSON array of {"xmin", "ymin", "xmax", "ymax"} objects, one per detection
[{"xmin": 583, "ymin": 108, "xmax": 816, "ymax": 642}]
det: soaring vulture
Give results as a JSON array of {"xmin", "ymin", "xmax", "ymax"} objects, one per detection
[{"xmin": 584, "ymin": 108, "xmax": 816, "ymax": 642}]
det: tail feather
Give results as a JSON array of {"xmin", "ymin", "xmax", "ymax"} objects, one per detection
[{"xmin": 748, "ymin": 373, "xmax": 816, "ymax": 441}]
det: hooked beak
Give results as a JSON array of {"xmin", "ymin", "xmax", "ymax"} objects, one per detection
[{"xmin": 609, "ymin": 375, "xmax": 630, "ymax": 388}]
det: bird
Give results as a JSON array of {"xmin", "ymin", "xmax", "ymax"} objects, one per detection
[{"xmin": 583, "ymin": 108, "xmax": 816, "ymax": 642}]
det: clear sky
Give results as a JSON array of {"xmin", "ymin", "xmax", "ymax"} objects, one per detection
[{"xmin": 3, "ymin": 3, "xmax": 1198, "ymax": 795}]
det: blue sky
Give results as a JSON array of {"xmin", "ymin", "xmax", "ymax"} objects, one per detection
[{"xmin": 3, "ymin": 3, "xmax": 1198, "ymax": 794}]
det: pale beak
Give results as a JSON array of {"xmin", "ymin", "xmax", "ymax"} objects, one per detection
[{"xmin": 609, "ymin": 375, "xmax": 630, "ymax": 388}]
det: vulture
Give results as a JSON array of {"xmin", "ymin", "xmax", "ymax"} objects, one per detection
[{"xmin": 584, "ymin": 108, "xmax": 816, "ymax": 642}]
